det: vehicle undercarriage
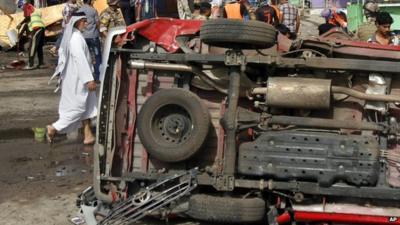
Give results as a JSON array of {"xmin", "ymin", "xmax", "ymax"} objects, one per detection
[{"xmin": 86, "ymin": 18, "xmax": 400, "ymax": 225}]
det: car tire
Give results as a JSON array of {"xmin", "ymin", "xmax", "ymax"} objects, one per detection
[
  {"xmin": 187, "ymin": 194, "xmax": 266, "ymax": 223},
  {"xmin": 137, "ymin": 88, "xmax": 210, "ymax": 162},
  {"xmin": 200, "ymin": 19, "xmax": 277, "ymax": 49}
]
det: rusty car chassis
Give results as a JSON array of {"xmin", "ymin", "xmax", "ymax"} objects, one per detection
[{"xmin": 87, "ymin": 19, "xmax": 400, "ymax": 225}]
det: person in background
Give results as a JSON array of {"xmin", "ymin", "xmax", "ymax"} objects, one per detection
[
  {"xmin": 356, "ymin": 0, "xmax": 379, "ymax": 41},
  {"xmin": 368, "ymin": 11, "xmax": 398, "ymax": 45},
  {"xmin": 177, "ymin": 0, "xmax": 193, "ymax": 19},
  {"xmin": 119, "ymin": 0, "xmax": 135, "ymax": 25},
  {"xmin": 78, "ymin": 0, "xmax": 102, "ymax": 81},
  {"xmin": 318, "ymin": 9, "xmax": 337, "ymax": 35},
  {"xmin": 16, "ymin": 0, "xmax": 35, "ymax": 52},
  {"xmin": 48, "ymin": 0, "xmax": 61, "ymax": 6},
  {"xmin": 50, "ymin": 0, "xmax": 79, "ymax": 55},
  {"xmin": 256, "ymin": 0, "xmax": 280, "ymax": 26},
  {"xmin": 210, "ymin": 0, "xmax": 222, "ymax": 18},
  {"xmin": 193, "ymin": 1, "xmax": 211, "ymax": 20},
  {"xmin": 136, "ymin": 0, "xmax": 155, "ymax": 20},
  {"xmin": 248, "ymin": 0, "xmax": 257, "ymax": 7},
  {"xmin": 192, "ymin": 2, "xmax": 201, "ymax": 18},
  {"xmin": 99, "ymin": 0, "xmax": 126, "ymax": 39},
  {"xmin": 62, "ymin": 0, "xmax": 80, "ymax": 32},
  {"xmin": 319, "ymin": 8, "xmax": 347, "ymax": 32},
  {"xmin": 223, "ymin": 0, "xmax": 255, "ymax": 20},
  {"xmin": 317, "ymin": 20, "xmax": 335, "ymax": 35},
  {"xmin": 279, "ymin": 0, "xmax": 300, "ymax": 39},
  {"xmin": 19, "ymin": 6, "xmax": 46, "ymax": 70},
  {"xmin": 270, "ymin": 0, "xmax": 281, "ymax": 21},
  {"xmin": 17, "ymin": 0, "xmax": 25, "ymax": 9},
  {"xmin": 276, "ymin": 23, "xmax": 292, "ymax": 38},
  {"xmin": 47, "ymin": 12, "xmax": 97, "ymax": 145}
]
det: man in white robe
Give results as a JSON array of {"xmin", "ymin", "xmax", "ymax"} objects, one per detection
[{"xmin": 47, "ymin": 12, "xmax": 97, "ymax": 144}]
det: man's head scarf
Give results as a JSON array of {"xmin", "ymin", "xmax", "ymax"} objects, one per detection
[{"xmin": 52, "ymin": 12, "xmax": 87, "ymax": 79}]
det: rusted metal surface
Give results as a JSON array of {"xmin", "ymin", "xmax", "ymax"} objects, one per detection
[
  {"xmin": 125, "ymin": 51, "xmax": 400, "ymax": 74},
  {"xmin": 268, "ymin": 115, "xmax": 383, "ymax": 131},
  {"xmin": 301, "ymin": 38, "xmax": 400, "ymax": 61},
  {"xmin": 126, "ymin": 68, "xmax": 138, "ymax": 173},
  {"xmin": 332, "ymin": 86, "xmax": 400, "ymax": 102},
  {"xmin": 215, "ymin": 98, "xmax": 226, "ymax": 175},
  {"xmin": 276, "ymin": 57, "xmax": 400, "ymax": 74},
  {"xmin": 128, "ymin": 60, "xmax": 228, "ymax": 94},
  {"xmin": 319, "ymin": 27, "xmax": 353, "ymax": 40},
  {"xmin": 141, "ymin": 70, "xmax": 153, "ymax": 173},
  {"xmin": 333, "ymin": 101, "xmax": 364, "ymax": 134},
  {"xmin": 221, "ymin": 67, "xmax": 241, "ymax": 178},
  {"xmin": 266, "ymin": 77, "xmax": 331, "ymax": 109}
]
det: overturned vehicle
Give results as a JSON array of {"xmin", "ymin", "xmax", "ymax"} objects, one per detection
[{"xmin": 85, "ymin": 18, "xmax": 400, "ymax": 225}]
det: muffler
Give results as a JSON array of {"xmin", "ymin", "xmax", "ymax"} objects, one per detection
[{"xmin": 252, "ymin": 77, "xmax": 400, "ymax": 109}]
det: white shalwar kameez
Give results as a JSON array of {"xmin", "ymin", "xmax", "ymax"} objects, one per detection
[{"xmin": 52, "ymin": 27, "xmax": 97, "ymax": 133}]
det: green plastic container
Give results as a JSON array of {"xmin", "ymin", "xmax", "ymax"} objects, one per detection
[{"xmin": 33, "ymin": 127, "xmax": 46, "ymax": 142}]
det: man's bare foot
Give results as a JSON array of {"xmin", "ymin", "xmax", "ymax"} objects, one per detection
[
  {"xmin": 82, "ymin": 119, "xmax": 95, "ymax": 145},
  {"xmin": 46, "ymin": 125, "xmax": 56, "ymax": 144},
  {"xmin": 83, "ymin": 137, "xmax": 95, "ymax": 145}
]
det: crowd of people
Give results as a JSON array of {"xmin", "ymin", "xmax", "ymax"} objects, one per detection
[
  {"xmin": 183, "ymin": 0, "xmax": 301, "ymax": 39},
  {"xmin": 318, "ymin": 0, "xmax": 399, "ymax": 46},
  {"xmin": 190, "ymin": 0, "xmax": 399, "ymax": 45}
]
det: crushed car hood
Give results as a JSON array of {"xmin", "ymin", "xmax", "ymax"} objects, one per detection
[{"xmin": 125, "ymin": 18, "xmax": 203, "ymax": 53}]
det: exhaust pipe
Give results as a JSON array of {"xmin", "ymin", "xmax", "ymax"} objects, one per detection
[{"xmin": 128, "ymin": 60, "xmax": 228, "ymax": 94}]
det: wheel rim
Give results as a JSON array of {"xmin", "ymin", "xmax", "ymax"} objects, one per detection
[{"xmin": 151, "ymin": 104, "xmax": 193, "ymax": 146}]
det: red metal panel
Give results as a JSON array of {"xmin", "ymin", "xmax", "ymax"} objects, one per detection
[
  {"xmin": 124, "ymin": 18, "xmax": 203, "ymax": 53},
  {"xmin": 293, "ymin": 211, "xmax": 400, "ymax": 224},
  {"xmin": 276, "ymin": 211, "xmax": 291, "ymax": 224}
]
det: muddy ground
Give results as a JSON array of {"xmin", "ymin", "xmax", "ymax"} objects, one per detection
[
  {"xmin": 0, "ymin": 138, "xmax": 93, "ymax": 225},
  {"xmin": 0, "ymin": 48, "xmax": 93, "ymax": 225},
  {"xmin": 0, "ymin": 139, "xmax": 204, "ymax": 225}
]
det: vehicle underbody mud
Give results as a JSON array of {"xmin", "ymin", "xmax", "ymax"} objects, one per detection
[{"xmin": 85, "ymin": 19, "xmax": 400, "ymax": 225}]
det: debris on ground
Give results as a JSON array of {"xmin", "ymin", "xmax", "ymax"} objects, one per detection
[
  {"xmin": 55, "ymin": 167, "xmax": 67, "ymax": 177},
  {"xmin": 70, "ymin": 216, "xmax": 85, "ymax": 225}
]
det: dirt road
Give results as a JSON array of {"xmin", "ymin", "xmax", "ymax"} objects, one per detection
[{"xmin": 0, "ymin": 138, "xmax": 93, "ymax": 225}]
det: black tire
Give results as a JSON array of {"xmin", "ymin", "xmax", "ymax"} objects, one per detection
[
  {"xmin": 137, "ymin": 88, "xmax": 210, "ymax": 162},
  {"xmin": 200, "ymin": 19, "xmax": 277, "ymax": 49},
  {"xmin": 187, "ymin": 194, "xmax": 266, "ymax": 223}
]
